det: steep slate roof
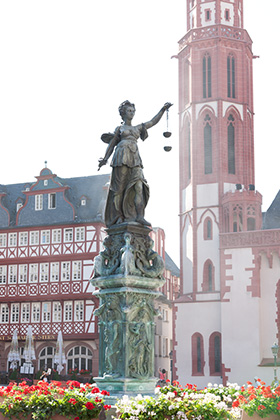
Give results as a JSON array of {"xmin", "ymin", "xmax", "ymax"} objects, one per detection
[
  {"xmin": 165, "ymin": 251, "xmax": 180, "ymax": 277},
  {"xmin": 262, "ymin": 190, "xmax": 280, "ymax": 230},
  {"xmin": 0, "ymin": 169, "xmax": 110, "ymax": 228}
]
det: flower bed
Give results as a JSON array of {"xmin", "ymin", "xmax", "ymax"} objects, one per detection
[
  {"xmin": 116, "ymin": 380, "xmax": 241, "ymax": 420},
  {"xmin": 232, "ymin": 380, "xmax": 280, "ymax": 419},
  {"xmin": 0, "ymin": 380, "xmax": 111, "ymax": 420}
]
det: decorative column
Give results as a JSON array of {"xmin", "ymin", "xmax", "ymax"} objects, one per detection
[{"xmin": 91, "ymin": 222, "xmax": 165, "ymax": 398}]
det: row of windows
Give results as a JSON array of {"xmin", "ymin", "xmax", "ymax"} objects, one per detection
[
  {"xmin": 10, "ymin": 345, "xmax": 93, "ymax": 374},
  {"xmin": 202, "ymin": 54, "xmax": 236, "ymax": 99},
  {"xmin": 192, "ymin": 332, "xmax": 221, "ymax": 376},
  {"xmin": 0, "ymin": 300, "xmax": 85, "ymax": 324},
  {"xmin": 0, "ymin": 227, "xmax": 85, "ymax": 247},
  {"xmin": 0, "ymin": 261, "xmax": 82, "ymax": 284}
]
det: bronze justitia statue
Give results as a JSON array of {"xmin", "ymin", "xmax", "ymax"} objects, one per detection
[{"xmin": 98, "ymin": 101, "xmax": 172, "ymax": 227}]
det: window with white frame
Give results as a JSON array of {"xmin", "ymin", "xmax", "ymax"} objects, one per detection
[
  {"xmin": 30, "ymin": 231, "xmax": 39, "ymax": 245},
  {"xmin": 52, "ymin": 229, "xmax": 61, "ymax": 243},
  {"xmin": 19, "ymin": 232, "xmax": 28, "ymax": 246},
  {"xmin": 51, "ymin": 262, "xmax": 59, "ymax": 282},
  {"xmin": 42, "ymin": 302, "xmax": 51, "ymax": 322},
  {"xmin": 75, "ymin": 227, "xmax": 85, "ymax": 242},
  {"xmin": 48, "ymin": 193, "xmax": 56, "ymax": 209},
  {"xmin": 64, "ymin": 228, "xmax": 73, "ymax": 243},
  {"xmin": 11, "ymin": 303, "xmax": 19, "ymax": 323},
  {"xmin": 32, "ymin": 303, "xmax": 40, "ymax": 322},
  {"xmin": 74, "ymin": 301, "xmax": 84, "ymax": 321},
  {"xmin": 62, "ymin": 262, "xmax": 70, "ymax": 281},
  {"xmin": 67, "ymin": 346, "xmax": 93, "ymax": 374},
  {"xmin": 0, "ymin": 234, "xmax": 7, "ymax": 247},
  {"xmin": 8, "ymin": 233, "xmax": 17, "ymax": 247},
  {"xmin": 0, "ymin": 304, "xmax": 9, "ymax": 323},
  {"xmin": 21, "ymin": 303, "xmax": 30, "ymax": 323},
  {"xmin": 0, "ymin": 266, "xmax": 7, "ymax": 284},
  {"xmin": 8, "ymin": 265, "xmax": 17, "ymax": 283},
  {"xmin": 64, "ymin": 301, "xmax": 73, "ymax": 321},
  {"xmin": 41, "ymin": 230, "xmax": 50, "ymax": 244},
  {"xmin": 73, "ymin": 261, "xmax": 82, "ymax": 280},
  {"xmin": 35, "ymin": 194, "xmax": 43, "ymax": 211},
  {"xmin": 53, "ymin": 302, "xmax": 62, "ymax": 322},
  {"xmin": 29, "ymin": 264, "xmax": 38, "ymax": 283},
  {"xmin": 40, "ymin": 263, "xmax": 49, "ymax": 282},
  {"xmin": 19, "ymin": 264, "xmax": 27, "ymax": 283}
]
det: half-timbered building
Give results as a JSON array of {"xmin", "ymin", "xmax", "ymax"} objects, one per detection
[{"xmin": 0, "ymin": 166, "xmax": 179, "ymax": 380}]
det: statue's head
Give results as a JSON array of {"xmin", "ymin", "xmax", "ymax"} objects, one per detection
[{"xmin": 118, "ymin": 100, "xmax": 136, "ymax": 121}]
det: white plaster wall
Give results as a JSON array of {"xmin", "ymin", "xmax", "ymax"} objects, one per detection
[
  {"xmin": 175, "ymin": 300, "xmax": 222, "ymax": 389},
  {"xmin": 221, "ymin": 2, "xmax": 234, "ymax": 26},
  {"xmin": 223, "ymin": 102, "xmax": 243, "ymax": 120},
  {"xmin": 221, "ymin": 248, "xmax": 262, "ymax": 384},
  {"xmin": 223, "ymin": 182, "xmax": 237, "ymax": 194},
  {"xmin": 197, "ymin": 209, "xmax": 220, "ymax": 292},
  {"xmin": 200, "ymin": 2, "xmax": 215, "ymax": 27},
  {"xmin": 197, "ymin": 183, "xmax": 219, "ymax": 207},
  {"xmin": 259, "ymin": 254, "xmax": 280, "ymax": 360},
  {"xmin": 182, "ymin": 184, "xmax": 193, "ymax": 213}
]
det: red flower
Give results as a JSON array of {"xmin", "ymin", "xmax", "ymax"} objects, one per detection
[
  {"xmin": 258, "ymin": 405, "xmax": 266, "ymax": 410},
  {"xmin": 85, "ymin": 401, "xmax": 95, "ymax": 410},
  {"xmin": 68, "ymin": 398, "xmax": 77, "ymax": 405},
  {"xmin": 74, "ymin": 417, "xmax": 80, "ymax": 420},
  {"xmin": 104, "ymin": 404, "xmax": 111, "ymax": 410},
  {"xmin": 101, "ymin": 389, "xmax": 110, "ymax": 396},
  {"xmin": 232, "ymin": 400, "xmax": 240, "ymax": 408},
  {"xmin": 91, "ymin": 387, "xmax": 100, "ymax": 394}
]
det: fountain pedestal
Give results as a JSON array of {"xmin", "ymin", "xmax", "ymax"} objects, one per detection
[{"xmin": 91, "ymin": 223, "xmax": 165, "ymax": 399}]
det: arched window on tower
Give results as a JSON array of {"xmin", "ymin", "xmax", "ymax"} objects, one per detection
[
  {"xmin": 233, "ymin": 204, "xmax": 243, "ymax": 232},
  {"xmin": 247, "ymin": 205, "xmax": 256, "ymax": 231},
  {"xmin": 191, "ymin": 333, "xmax": 205, "ymax": 376},
  {"xmin": 202, "ymin": 260, "xmax": 215, "ymax": 292},
  {"xmin": 209, "ymin": 332, "xmax": 222, "ymax": 376},
  {"xmin": 204, "ymin": 114, "xmax": 212, "ymax": 174},
  {"xmin": 203, "ymin": 54, "xmax": 212, "ymax": 98},
  {"xmin": 228, "ymin": 114, "xmax": 236, "ymax": 174},
  {"xmin": 204, "ymin": 217, "xmax": 213, "ymax": 240},
  {"xmin": 227, "ymin": 55, "xmax": 236, "ymax": 98}
]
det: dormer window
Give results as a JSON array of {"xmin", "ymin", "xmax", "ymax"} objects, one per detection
[
  {"xmin": 48, "ymin": 193, "xmax": 56, "ymax": 209},
  {"xmin": 17, "ymin": 202, "xmax": 23, "ymax": 212},
  {"xmin": 44, "ymin": 180, "xmax": 48, "ymax": 186},
  {"xmin": 81, "ymin": 199, "xmax": 86, "ymax": 206}
]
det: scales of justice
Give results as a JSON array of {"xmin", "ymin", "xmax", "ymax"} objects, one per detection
[{"xmin": 91, "ymin": 100, "xmax": 172, "ymax": 400}]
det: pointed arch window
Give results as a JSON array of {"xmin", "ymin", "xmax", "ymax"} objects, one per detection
[
  {"xmin": 191, "ymin": 333, "xmax": 205, "ymax": 376},
  {"xmin": 209, "ymin": 332, "xmax": 222, "ymax": 375},
  {"xmin": 228, "ymin": 114, "xmax": 235, "ymax": 174},
  {"xmin": 227, "ymin": 55, "xmax": 236, "ymax": 98},
  {"xmin": 204, "ymin": 217, "xmax": 213, "ymax": 240},
  {"xmin": 204, "ymin": 114, "xmax": 212, "ymax": 174},
  {"xmin": 203, "ymin": 54, "xmax": 212, "ymax": 98},
  {"xmin": 202, "ymin": 260, "xmax": 215, "ymax": 292}
]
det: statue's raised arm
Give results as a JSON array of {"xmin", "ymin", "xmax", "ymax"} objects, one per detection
[
  {"xmin": 141, "ymin": 102, "xmax": 173, "ymax": 130},
  {"xmin": 98, "ymin": 100, "xmax": 172, "ymax": 228}
]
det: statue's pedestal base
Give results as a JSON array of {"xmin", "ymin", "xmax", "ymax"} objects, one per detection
[{"xmin": 95, "ymin": 376, "xmax": 157, "ymax": 397}]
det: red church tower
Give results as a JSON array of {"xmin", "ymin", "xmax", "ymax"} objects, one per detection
[
  {"xmin": 178, "ymin": 0, "xmax": 262, "ymax": 298},
  {"xmin": 175, "ymin": 0, "xmax": 263, "ymax": 387}
]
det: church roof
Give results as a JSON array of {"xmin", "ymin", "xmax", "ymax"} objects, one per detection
[
  {"xmin": 262, "ymin": 190, "xmax": 280, "ymax": 230},
  {"xmin": 165, "ymin": 251, "xmax": 180, "ymax": 277}
]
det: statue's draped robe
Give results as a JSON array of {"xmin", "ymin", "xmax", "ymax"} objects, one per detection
[{"xmin": 104, "ymin": 124, "xmax": 150, "ymax": 227}]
